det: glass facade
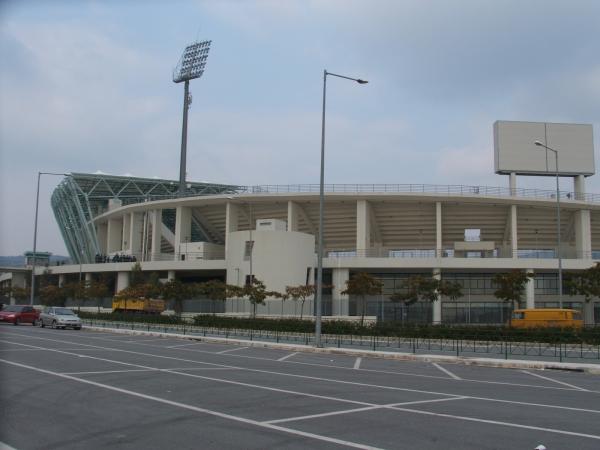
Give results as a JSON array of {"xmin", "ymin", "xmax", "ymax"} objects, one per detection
[{"xmin": 442, "ymin": 302, "xmax": 512, "ymax": 324}]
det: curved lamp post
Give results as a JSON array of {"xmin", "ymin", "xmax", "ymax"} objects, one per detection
[
  {"xmin": 30, "ymin": 172, "xmax": 70, "ymax": 305},
  {"xmin": 316, "ymin": 70, "xmax": 368, "ymax": 347},
  {"xmin": 533, "ymin": 140, "xmax": 562, "ymax": 308}
]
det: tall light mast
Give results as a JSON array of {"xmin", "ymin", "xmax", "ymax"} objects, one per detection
[{"xmin": 173, "ymin": 40, "xmax": 211, "ymax": 196}]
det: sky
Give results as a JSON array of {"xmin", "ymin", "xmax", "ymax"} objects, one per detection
[{"xmin": 1, "ymin": 0, "xmax": 600, "ymax": 257}]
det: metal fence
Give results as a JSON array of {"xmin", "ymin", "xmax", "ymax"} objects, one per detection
[{"xmin": 83, "ymin": 319, "xmax": 600, "ymax": 363}]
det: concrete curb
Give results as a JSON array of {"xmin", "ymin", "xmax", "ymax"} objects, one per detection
[{"xmin": 84, "ymin": 326, "xmax": 600, "ymax": 375}]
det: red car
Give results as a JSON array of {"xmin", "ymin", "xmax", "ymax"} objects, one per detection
[{"xmin": 0, "ymin": 305, "xmax": 40, "ymax": 325}]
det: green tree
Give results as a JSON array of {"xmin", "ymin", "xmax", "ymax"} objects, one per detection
[
  {"xmin": 285, "ymin": 285, "xmax": 315, "ymax": 320},
  {"xmin": 341, "ymin": 273, "xmax": 383, "ymax": 326},
  {"xmin": 130, "ymin": 262, "xmax": 144, "ymax": 287},
  {"xmin": 64, "ymin": 281, "xmax": 87, "ymax": 312},
  {"xmin": 565, "ymin": 263, "xmax": 600, "ymax": 303},
  {"xmin": 12, "ymin": 287, "xmax": 30, "ymax": 303},
  {"xmin": 390, "ymin": 276, "xmax": 462, "ymax": 324},
  {"xmin": 39, "ymin": 285, "xmax": 67, "ymax": 307},
  {"xmin": 196, "ymin": 280, "xmax": 233, "ymax": 315},
  {"xmin": 493, "ymin": 270, "xmax": 533, "ymax": 323},
  {"xmin": 161, "ymin": 279, "xmax": 189, "ymax": 317},
  {"xmin": 87, "ymin": 281, "xmax": 111, "ymax": 313},
  {"xmin": 239, "ymin": 278, "xmax": 280, "ymax": 318}
]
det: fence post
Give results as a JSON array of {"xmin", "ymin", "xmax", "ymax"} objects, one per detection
[
  {"xmin": 504, "ymin": 341, "xmax": 508, "ymax": 360},
  {"xmin": 559, "ymin": 342, "xmax": 563, "ymax": 363}
]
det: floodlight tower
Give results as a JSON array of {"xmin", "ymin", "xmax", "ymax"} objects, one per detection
[{"xmin": 173, "ymin": 40, "xmax": 211, "ymax": 196}]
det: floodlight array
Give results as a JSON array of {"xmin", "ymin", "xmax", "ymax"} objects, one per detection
[{"xmin": 173, "ymin": 40, "xmax": 211, "ymax": 83}]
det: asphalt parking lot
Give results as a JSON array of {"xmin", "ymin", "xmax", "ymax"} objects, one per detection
[{"xmin": 1, "ymin": 324, "xmax": 599, "ymax": 450}]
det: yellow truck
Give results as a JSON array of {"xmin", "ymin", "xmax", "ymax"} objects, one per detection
[
  {"xmin": 510, "ymin": 308, "xmax": 583, "ymax": 328},
  {"xmin": 112, "ymin": 298, "xmax": 166, "ymax": 315}
]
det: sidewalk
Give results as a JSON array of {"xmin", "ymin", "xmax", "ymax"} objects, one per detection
[{"xmin": 84, "ymin": 325, "xmax": 600, "ymax": 375}]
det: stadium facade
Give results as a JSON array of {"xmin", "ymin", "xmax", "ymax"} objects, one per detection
[
  {"xmin": 35, "ymin": 172, "xmax": 600, "ymax": 325},
  {"xmin": 4, "ymin": 121, "xmax": 596, "ymax": 325}
]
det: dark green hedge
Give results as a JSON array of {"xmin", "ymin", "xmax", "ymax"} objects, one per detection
[{"xmin": 77, "ymin": 312, "xmax": 600, "ymax": 344}]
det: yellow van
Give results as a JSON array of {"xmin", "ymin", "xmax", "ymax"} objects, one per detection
[{"xmin": 510, "ymin": 308, "xmax": 583, "ymax": 328}]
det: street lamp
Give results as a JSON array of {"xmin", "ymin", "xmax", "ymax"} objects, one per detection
[
  {"xmin": 534, "ymin": 140, "xmax": 563, "ymax": 308},
  {"xmin": 30, "ymin": 172, "xmax": 70, "ymax": 305},
  {"xmin": 316, "ymin": 70, "xmax": 368, "ymax": 347}
]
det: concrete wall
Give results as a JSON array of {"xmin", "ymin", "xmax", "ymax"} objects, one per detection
[{"xmin": 225, "ymin": 230, "xmax": 315, "ymax": 315}]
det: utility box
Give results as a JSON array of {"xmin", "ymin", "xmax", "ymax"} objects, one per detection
[{"xmin": 256, "ymin": 219, "xmax": 287, "ymax": 231}]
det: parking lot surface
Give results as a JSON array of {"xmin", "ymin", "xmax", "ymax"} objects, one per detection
[{"xmin": 1, "ymin": 324, "xmax": 599, "ymax": 449}]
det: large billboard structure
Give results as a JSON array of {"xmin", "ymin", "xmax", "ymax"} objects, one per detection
[{"xmin": 494, "ymin": 121, "xmax": 595, "ymax": 176}]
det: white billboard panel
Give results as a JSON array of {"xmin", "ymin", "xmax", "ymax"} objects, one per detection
[{"xmin": 494, "ymin": 121, "xmax": 595, "ymax": 176}]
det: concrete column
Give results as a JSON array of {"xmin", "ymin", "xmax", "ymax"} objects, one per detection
[
  {"xmin": 116, "ymin": 271, "xmax": 129, "ymax": 293},
  {"xmin": 85, "ymin": 273, "xmax": 92, "ymax": 282},
  {"xmin": 58, "ymin": 274, "xmax": 65, "ymax": 288},
  {"xmin": 332, "ymin": 268, "xmax": 350, "ymax": 316},
  {"xmin": 356, "ymin": 200, "xmax": 371, "ymax": 254},
  {"xmin": 287, "ymin": 201, "xmax": 300, "ymax": 232},
  {"xmin": 122, "ymin": 214, "xmax": 131, "ymax": 252},
  {"xmin": 525, "ymin": 270, "xmax": 535, "ymax": 309},
  {"xmin": 436, "ymin": 202, "xmax": 442, "ymax": 257},
  {"xmin": 432, "ymin": 268, "xmax": 442, "ymax": 324},
  {"xmin": 151, "ymin": 209, "xmax": 162, "ymax": 261},
  {"xmin": 225, "ymin": 202, "xmax": 240, "ymax": 254},
  {"xmin": 96, "ymin": 223, "xmax": 108, "ymax": 254},
  {"xmin": 584, "ymin": 302, "xmax": 595, "ymax": 326},
  {"xmin": 174, "ymin": 206, "xmax": 192, "ymax": 260},
  {"xmin": 574, "ymin": 175, "xmax": 586, "ymax": 201},
  {"xmin": 130, "ymin": 212, "xmax": 144, "ymax": 257},
  {"xmin": 167, "ymin": 270, "xmax": 176, "ymax": 281},
  {"xmin": 575, "ymin": 209, "xmax": 592, "ymax": 259},
  {"xmin": 509, "ymin": 172, "xmax": 517, "ymax": 196},
  {"xmin": 510, "ymin": 204, "xmax": 518, "ymax": 258},
  {"xmin": 107, "ymin": 218, "xmax": 123, "ymax": 253}
]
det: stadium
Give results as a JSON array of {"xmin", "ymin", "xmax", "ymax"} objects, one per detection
[{"xmin": 3, "ymin": 121, "xmax": 599, "ymax": 325}]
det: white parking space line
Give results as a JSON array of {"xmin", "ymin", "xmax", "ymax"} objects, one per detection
[
  {"xmin": 75, "ymin": 332, "xmax": 582, "ymax": 393},
  {"xmin": 167, "ymin": 342, "xmax": 203, "ymax": 349},
  {"xmin": 124, "ymin": 338, "xmax": 170, "ymax": 343},
  {"xmin": 266, "ymin": 396, "xmax": 468, "ymax": 425},
  {"xmin": 432, "ymin": 363, "xmax": 461, "ymax": 380},
  {"xmin": 62, "ymin": 368, "xmax": 159, "ymax": 375},
  {"xmin": 0, "ymin": 339, "xmax": 377, "ymax": 408},
  {"xmin": 0, "ymin": 358, "xmax": 383, "ymax": 450},
  {"xmin": 277, "ymin": 352, "xmax": 298, "ymax": 362},
  {"xmin": 0, "ymin": 348, "xmax": 47, "ymax": 352},
  {"xmin": 521, "ymin": 370, "xmax": 589, "ymax": 391},
  {"xmin": 353, "ymin": 357, "xmax": 362, "ymax": 370},
  {"xmin": 216, "ymin": 346, "xmax": 249, "ymax": 355},
  {"xmin": 0, "ymin": 440, "xmax": 19, "ymax": 450},
  {"xmin": 63, "ymin": 367, "xmax": 241, "ymax": 376},
  {"xmin": 12, "ymin": 343, "xmax": 597, "ymax": 443},
  {"xmin": 5, "ymin": 334, "xmax": 600, "ymax": 416},
  {"xmin": 388, "ymin": 404, "xmax": 600, "ymax": 441}
]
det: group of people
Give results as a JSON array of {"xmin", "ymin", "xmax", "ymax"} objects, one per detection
[{"xmin": 94, "ymin": 254, "xmax": 137, "ymax": 263}]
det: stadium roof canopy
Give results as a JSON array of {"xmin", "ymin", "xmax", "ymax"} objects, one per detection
[{"xmin": 51, "ymin": 172, "xmax": 242, "ymax": 264}]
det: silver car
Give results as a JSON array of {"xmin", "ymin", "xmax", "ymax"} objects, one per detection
[{"xmin": 38, "ymin": 307, "xmax": 82, "ymax": 330}]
